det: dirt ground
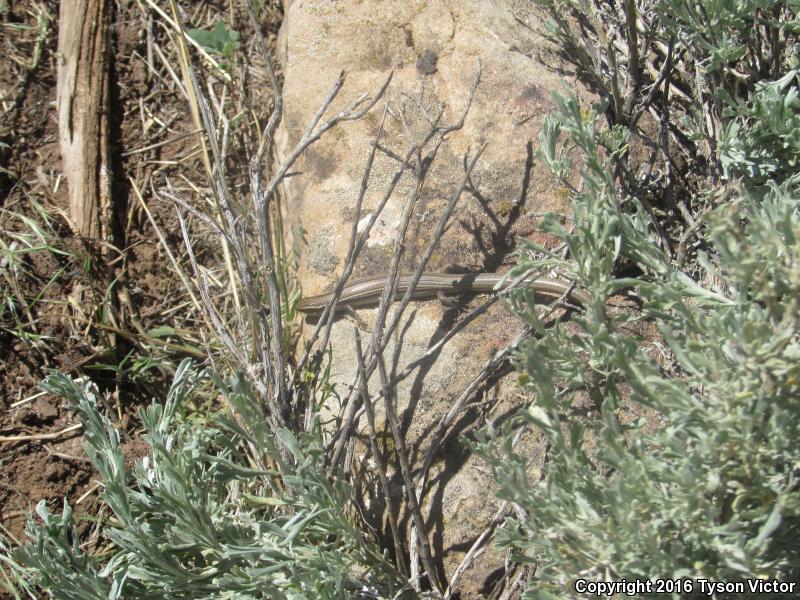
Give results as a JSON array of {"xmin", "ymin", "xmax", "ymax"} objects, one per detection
[{"xmin": 0, "ymin": 0, "xmax": 282, "ymax": 560}]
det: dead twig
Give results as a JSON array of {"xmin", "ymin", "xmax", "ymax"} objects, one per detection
[
  {"xmin": 353, "ymin": 328, "xmax": 408, "ymax": 577},
  {"xmin": 0, "ymin": 423, "xmax": 82, "ymax": 444}
]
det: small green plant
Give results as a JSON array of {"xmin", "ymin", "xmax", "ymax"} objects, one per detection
[
  {"xmin": 1, "ymin": 1, "xmax": 53, "ymax": 80},
  {"xmin": 0, "ymin": 526, "xmax": 35, "ymax": 600},
  {"xmin": 187, "ymin": 20, "xmax": 240, "ymax": 60},
  {"xmin": 13, "ymin": 360, "xmax": 405, "ymax": 599},
  {"xmin": 0, "ymin": 201, "xmax": 70, "ymax": 344}
]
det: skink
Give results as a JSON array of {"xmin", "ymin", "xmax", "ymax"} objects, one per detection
[{"xmin": 297, "ymin": 272, "xmax": 589, "ymax": 314}]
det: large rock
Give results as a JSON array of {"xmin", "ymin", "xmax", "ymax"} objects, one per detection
[{"xmin": 275, "ymin": 0, "xmax": 593, "ymax": 594}]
